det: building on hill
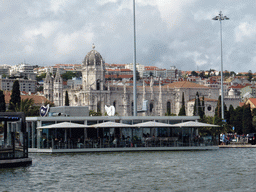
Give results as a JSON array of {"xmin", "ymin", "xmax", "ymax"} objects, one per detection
[
  {"xmin": 166, "ymin": 66, "xmax": 182, "ymax": 80},
  {"xmin": 0, "ymin": 64, "xmax": 11, "ymax": 77},
  {"xmin": 0, "ymin": 78, "xmax": 37, "ymax": 93},
  {"xmin": 9, "ymin": 63, "xmax": 37, "ymax": 80},
  {"xmin": 4, "ymin": 91, "xmax": 48, "ymax": 109},
  {"xmin": 125, "ymin": 63, "xmax": 144, "ymax": 77},
  {"xmin": 44, "ymin": 44, "xmax": 220, "ymax": 116}
]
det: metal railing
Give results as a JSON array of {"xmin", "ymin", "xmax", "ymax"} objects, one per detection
[{"xmin": 39, "ymin": 137, "xmax": 217, "ymax": 150}]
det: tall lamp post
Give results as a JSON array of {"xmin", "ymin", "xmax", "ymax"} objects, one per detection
[
  {"xmin": 133, "ymin": 0, "xmax": 137, "ymax": 116},
  {"xmin": 212, "ymin": 11, "xmax": 229, "ymax": 120}
]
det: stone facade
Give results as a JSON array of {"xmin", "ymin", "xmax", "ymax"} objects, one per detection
[{"xmin": 45, "ymin": 45, "xmax": 220, "ymax": 116}]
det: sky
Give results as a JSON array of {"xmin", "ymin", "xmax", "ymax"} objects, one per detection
[{"xmin": 1, "ymin": 0, "xmax": 256, "ymax": 73}]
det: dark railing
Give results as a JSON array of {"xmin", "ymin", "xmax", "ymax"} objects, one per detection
[{"xmin": 39, "ymin": 137, "xmax": 217, "ymax": 150}]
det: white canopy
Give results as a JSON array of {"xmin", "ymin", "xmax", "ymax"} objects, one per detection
[
  {"xmin": 134, "ymin": 121, "xmax": 175, "ymax": 128},
  {"xmin": 173, "ymin": 121, "xmax": 219, "ymax": 127},
  {"xmin": 89, "ymin": 121, "xmax": 134, "ymax": 128},
  {"xmin": 37, "ymin": 122, "xmax": 90, "ymax": 129}
]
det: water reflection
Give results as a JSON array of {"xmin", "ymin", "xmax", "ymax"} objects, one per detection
[{"xmin": 1, "ymin": 149, "xmax": 256, "ymax": 191}]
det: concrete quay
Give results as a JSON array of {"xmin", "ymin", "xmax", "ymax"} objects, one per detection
[
  {"xmin": 29, "ymin": 146, "xmax": 219, "ymax": 153},
  {"xmin": 219, "ymin": 144, "xmax": 256, "ymax": 148}
]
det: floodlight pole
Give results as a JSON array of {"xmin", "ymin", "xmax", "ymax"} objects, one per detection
[
  {"xmin": 133, "ymin": 0, "xmax": 137, "ymax": 116},
  {"xmin": 212, "ymin": 11, "xmax": 229, "ymax": 120}
]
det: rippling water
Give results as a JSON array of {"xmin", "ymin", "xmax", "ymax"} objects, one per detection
[{"xmin": 1, "ymin": 149, "xmax": 256, "ymax": 191}]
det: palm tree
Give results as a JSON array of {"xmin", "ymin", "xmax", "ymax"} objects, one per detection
[{"xmin": 15, "ymin": 98, "xmax": 39, "ymax": 116}]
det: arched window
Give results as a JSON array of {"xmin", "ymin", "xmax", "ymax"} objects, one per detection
[
  {"xmin": 150, "ymin": 103, "xmax": 154, "ymax": 112},
  {"xmin": 96, "ymin": 80, "xmax": 100, "ymax": 90},
  {"xmin": 167, "ymin": 101, "xmax": 171, "ymax": 115},
  {"xmin": 97, "ymin": 101, "xmax": 101, "ymax": 113},
  {"xmin": 113, "ymin": 101, "xmax": 116, "ymax": 108}
]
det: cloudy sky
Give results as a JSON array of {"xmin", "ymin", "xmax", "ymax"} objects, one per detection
[{"xmin": 1, "ymin": 0, "xmax": 256, "ymax": 72}]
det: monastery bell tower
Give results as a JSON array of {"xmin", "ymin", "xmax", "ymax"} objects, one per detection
[{"xmin": 82, "ymin": 44, "xmax": 105, "ymax": 91}]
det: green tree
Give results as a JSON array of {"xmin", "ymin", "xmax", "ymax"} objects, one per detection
[
  {"xmin": 61, "ymin": 71, "xmax": 79, "ymax": 81},
  {"xmin": 191, "ymin": 71, "xmax": 198, "ymax": 77},
  {"xmin": 252, "ymin": 108, "xmax": 256, "ymax": 129},
  {"xmin": 44, "ymin": 100, "xmax": 55, "ymax": 107},
  {"xmin": 234, "ymin": 106, "xmax": 243, "ymax": 134},
  {"xmin": 193, "ymin": 92, "xmax": 203, "ymax": 118},
  {"xmin": 228, "ymin": 105, "xmax": 235, "ymax": 126},
  {"xmin": 130, "ymin": 70, "xmax": 140, "ymax": 81},
  {"xmin": 37, "ymin": 86, "xmax": 43, "ymax": 92},
  {"xmin": 2, "ymin": 74, "xmax": 7, "ymax": 78},
  {"xmin": 214, "ymin": 96, "xmax": 222, "ymax": 119},
  {"xmin": 213, "ymin": 96, "xmax": 223, "ymax": 126},
  {"xmin": 0, "ymin": 90, "xmax": 6, "ymax": 112},
  {"xmin": 242, "ymin": 104, "xmax": 253, "ymax": 134},
  {"xmin": 201, "ymin": 96, "xmax": 205, "ymax": 118},
  {"xmin": 178, "ymin": 92, "xmax": 186, "ymax": 116},
  {"xmin": 199, "ymin": 72, "xmax": 205, "ymax": 78},
  {"xmin": 89, "ymin": 110, "xmax": 102, "ymax": 116},
  {"xmin": 9, "ymin": 80, "xmax": 21, "ymax": 111},
  {"xmin": 36, "ymin": 73, "xmax": 47, "ymax": 82},
  {"xmin": 248, "ymin": 70, "xmax": 253, "ymax": 82},
  {"xmin": 230, "ymin": 71, "xmax": 236, "ymax": 77},
  {"xmin": 16, "ymin": 98, "xmax": 38, "ymax": 116},
  {"xmin": 65, "ymin": 91, "xmax": 69, "ymax": 106}
]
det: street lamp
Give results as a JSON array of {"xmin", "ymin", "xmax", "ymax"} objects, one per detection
[
  {"xmin": 133, "ymin": 0, "xmax": 137, "ymax": 116},
  {"xmin": 212, "ymin": 11, "xmax": 229, "ymax": 120}
]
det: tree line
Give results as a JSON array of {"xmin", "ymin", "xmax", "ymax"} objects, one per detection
[{"xmin": 176, "ymin": 91, "xmax": 256, "ymax": 135}]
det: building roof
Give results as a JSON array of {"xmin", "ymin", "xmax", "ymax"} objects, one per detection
[
  {"xmin": 247, "ymin": 98, "xmax": 256, "ymax": 107},
  {"xmin": 229, "ymin": 85, "xmax": 246, "ymax": 89},
  {"xmin": 4, "ymin": 91, "xmax": 48, "ymax": 105},
  {"xmin": 118, "ymin": 75, "xmax": 133, "ymax": 79},
  {"xmin": 164, "ymin": 81, "xmax": 209, "ymax": 89},
  {"xmin": 144, "ymin": 66, "xmax": 159, "ymax": 70}
]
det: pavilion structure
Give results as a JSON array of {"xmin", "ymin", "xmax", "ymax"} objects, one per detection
[{"xmin": 21, "ymin": 115, "xmax": 219, "ymax": 153}]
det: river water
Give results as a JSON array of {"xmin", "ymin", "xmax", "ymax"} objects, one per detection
[{"xmin": 1, "ymin": 148, "xmax": 256, "ymax": 191}]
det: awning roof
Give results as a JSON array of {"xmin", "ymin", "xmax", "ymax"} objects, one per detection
[
  {"xmin": 89, "ymin": 121, "xmax": 135, "ymax": 128},
  {"xmin": 173, "ymin": 121, "xmax": 219, "ymax": 127},
  {"xmin": 134, "ymin": 121, "xmax": 175, "ymax": 128},
  {"xmin": 37, "ymin": 122, "xmax": 90, "ymax": 129},
  {"xmin": 36, "ymin": 121, "xmax": 218, "ymax": 129}
]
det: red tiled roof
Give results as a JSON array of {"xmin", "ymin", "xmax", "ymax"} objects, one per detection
[
  {"xmin": 229, "ymin": 85, "xmax": 245, "ymax": 89},
  {"xmin": 105, "ymin": 75, "xmax": 118, "ymax": 78},
  {"xmin": 144, "ymin": 66, "xmax": 159, "ymax": 70},
  {"xmin": 4, "ymin": 91, "xmax": 48, "ymax": 105},
  {"xmin": 118, "ymin": 75, "xmax": 133, "ymax": 78},
  {"xmin": 239, "ymin": 102, "xmax": 245, "ymax": 107},
  {"xmin": 248, "ymin": 98, "xmax": 256, "ymax": 106},
  {"xmin": 164, "ymin": 81, "xmax": 208, "ymax": 88}
]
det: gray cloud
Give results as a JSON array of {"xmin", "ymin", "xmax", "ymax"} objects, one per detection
[{"xmin": 1, "ymin": 0, "xmax": 256, "ymax": 73}]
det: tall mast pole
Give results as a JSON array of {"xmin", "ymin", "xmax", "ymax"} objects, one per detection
[{"xmin": 133, "ymin": 0, "xmax": 137, "ymax": 116}]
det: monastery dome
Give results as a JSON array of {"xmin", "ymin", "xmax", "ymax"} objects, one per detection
[{"xmin": 82, "ymin": 44, "xmax": 104, "ymax": 66}]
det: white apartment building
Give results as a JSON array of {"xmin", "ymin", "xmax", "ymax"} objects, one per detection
[
  {"xmin": 0, "ymin": 78, "xmax": 37, "ymax": 93},
  {"xmin": 125, "ymin": 63, "xmax": 144, "ymax": 78},
  {"xmin": 0, "ymin": 64, "xmax": 11, "ymax": 76}
]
